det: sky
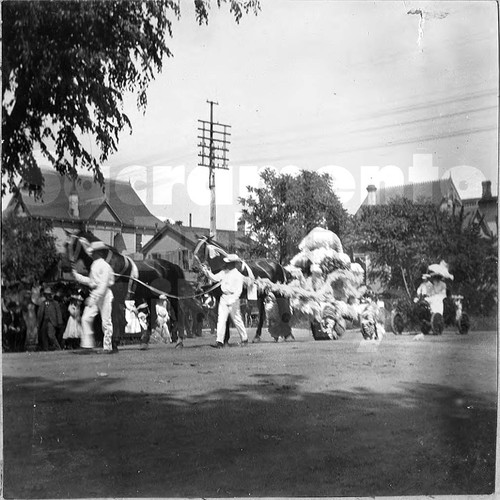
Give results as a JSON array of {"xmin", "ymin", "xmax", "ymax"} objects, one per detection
[{"xmin": 22, "ymin": 1, "xmax": 500, "ymax": 229}]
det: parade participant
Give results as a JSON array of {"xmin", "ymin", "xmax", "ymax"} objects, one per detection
[
  {"xmin": 416, "ymin": 274, "xmax": 431, "ymax": 297},
  {"xmin": 62, "ymin": 294, "xmax": 84, "ymax": 349},
  {"xmin": 37, "ymin": 287, "xmax": 63, "ymax": 351},
  {"xmin": 426, "ymin": 273, "xmax": 447, "ymax": 315},
  {"xmin": 201, "ymin": 254, "xmax": 248, "ymax": 348},
  {"xmin": 72, "ymin": 253, "xmax": 115, "ymax": 353}
]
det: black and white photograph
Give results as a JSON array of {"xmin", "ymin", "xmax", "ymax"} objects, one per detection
[{"xmin": 1, "ymin": 0, "xmax": 498, "ymax": 498}]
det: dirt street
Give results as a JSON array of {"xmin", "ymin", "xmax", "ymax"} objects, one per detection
[{"xmin": 2, "ymin": 327, "xmax": 497, "ymax": 498}]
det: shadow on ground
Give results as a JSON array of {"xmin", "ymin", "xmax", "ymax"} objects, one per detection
[{"xmin": 3, "ymin": 373, "xmax": 496, "ymax": 498}]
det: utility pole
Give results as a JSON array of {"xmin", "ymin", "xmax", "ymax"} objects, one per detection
[{"xmin": 198, "ymin": 101, "xmax": 231, "ymax": 240}]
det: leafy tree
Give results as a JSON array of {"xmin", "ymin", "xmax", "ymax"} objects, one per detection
[
  {"xmin": 2, "ymin": 0, "xmax": 260, "ymax": 197},
  {"xmin": 344, "ymin": 198, "xmax": 438, "ymax": 296},
  {"xmin": 239, "ymin": 168, "xmax": 348, "ymax": 263},
  {"xmin": 1, "ymin": 214, "xmax": 60, "ymax": 284},
  {"xmin": 436, "ymin": 211, "xmax": 497, "ymax": 316},
  {"xmin": 344, "ymin": 198, "xmax": 497, "ymax": 316}
]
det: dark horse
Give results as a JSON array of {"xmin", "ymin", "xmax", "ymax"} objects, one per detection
[
  {"xmin": 193, "ymin": 236, "xmax": 292, "ymax": 341},
  {"xmin": 66, "ymin": 230, "xmax": 192, "ymax": 347}
]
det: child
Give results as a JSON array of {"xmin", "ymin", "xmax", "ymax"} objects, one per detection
[{"xmin": 62, "ymin": 294, "xmax": 84, "ymax": 349}]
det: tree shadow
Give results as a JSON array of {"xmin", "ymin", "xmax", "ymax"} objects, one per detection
[{"xmin": 3, "ymin": 373, "xmax": 496, "ymax": 498}]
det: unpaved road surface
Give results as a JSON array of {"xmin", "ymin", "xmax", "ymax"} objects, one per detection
[{"xmin": 2, "ymin": 328, "xmax": 497, "ymax": 498}]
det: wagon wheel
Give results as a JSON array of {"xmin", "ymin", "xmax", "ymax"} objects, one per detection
[
  {"xmin": 431, "ymin": 313, "xmax": 444, "ymax": 335},
  {"xmin": 457, "ymin": 312, "xmax": 471, "ymax": 335},
  {"xmin": 334, "ymin": 319, "xmax": 346, "ymax": 339},
  {"xmin": 421, "ymin": 320, "xmax": 432, "ymax": 335},
  {"xmin": 390, "ymin": 310, "xmax": 405, "ymax": 335},
  {"xmin": 311, "ymin": 321, "xmax": 330, "ymax": 340}
]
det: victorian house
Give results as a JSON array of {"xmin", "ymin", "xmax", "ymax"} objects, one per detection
[{"xmin": 3, "ymin": 169, "xmax": 164, "ymax": 257}]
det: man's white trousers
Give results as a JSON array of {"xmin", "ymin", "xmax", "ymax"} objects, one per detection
[
  {"xmin": 81, "ymin": 290, "xmax": 114, "ymax": 350},
  {"xmin": 216, "ymin": 299, "xmax": 248, "ymax": 344}
]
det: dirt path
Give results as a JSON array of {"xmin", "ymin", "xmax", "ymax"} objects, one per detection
[{"xmin": 2, "ymin": 328, "xmax": 497, "ymax": 498}]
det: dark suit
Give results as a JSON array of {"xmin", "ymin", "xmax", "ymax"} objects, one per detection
[{"xmin": 37, "ymin": 299, "xmax": 62, "ymax": 350}]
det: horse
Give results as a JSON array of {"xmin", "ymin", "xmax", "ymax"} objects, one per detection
[
  {"xmin": 193, "ymin": 236, "xmax": 292, "ymax": 342},
  {"xmin": 65, "ymin": 229, "xmax": 196, "ymax": 347}
]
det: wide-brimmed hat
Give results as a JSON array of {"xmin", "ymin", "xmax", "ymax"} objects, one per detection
[
  {"xmin": 428, "ymin": 261, "xmax": 454, "ymax": 280},
  {"xmin": 43, "ymin": 287, "xmax": 53, "ymax": 296},
  {"xmin": 70, "ymin": 294, "xmax": 83, "ymax": 301},
  {"xmin": 223, "ymin": 254, "xmax": 240, "ymax": 263},
  {"xmin": 159, "ymin": 294, "xmax": 168, "ymax": 300}
]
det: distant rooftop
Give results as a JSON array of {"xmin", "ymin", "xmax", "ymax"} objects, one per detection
[
  {"xmin": 3, "ymin": 169, "xmax": 163, "ymax": 229},
  {"xmin": 360, "ymin": 177, "xmax": 461, "ymax": 207}
]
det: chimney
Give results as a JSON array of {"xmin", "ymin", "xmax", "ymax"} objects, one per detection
[
  {"xmin": 366, "ymin": 184, "xmax": 377, "ymax": 206},
  {"xmin": 189, "ymin": 213, "xmax": 192, "ymax": 227},
  {"xmin": 481, "ymin": 181, "xmax": 492, "ymax": 199},
  {"xmin": 69, "ymin": 179, "xmax": 79, "ymax": 218}
]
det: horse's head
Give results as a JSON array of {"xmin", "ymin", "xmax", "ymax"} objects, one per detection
[
  {"xmin": 193, "ymin": 236, "xmax": 228, "ymax": 273},
  {"xmin": 64, "ymin": 229, "xmax": 107, "ymax": 269}
]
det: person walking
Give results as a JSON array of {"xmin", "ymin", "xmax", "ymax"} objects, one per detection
[
  {"xmin": 201, "ymin": 254, "xmax": 248, "ymax": 349},
  {"xmin": 72, "ymin": 254, "xmax": 115, "ymax": 353}
]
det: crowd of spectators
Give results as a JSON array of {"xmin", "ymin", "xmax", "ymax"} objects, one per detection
[{"xmin": 2, "ymin": 281, "xmax": 87, "ymax": 352}]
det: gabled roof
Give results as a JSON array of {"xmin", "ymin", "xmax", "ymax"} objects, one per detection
[
  {"xmin": 141, "ymin": 223, "xmax": 251, "ymax": 255},
  {"xmin": 360, "ymin": 177, "xmax": 461, "ymax": 208},
  {"xmin": 477, "ymin": 197, "xmax": 498, "ymax": 238},
  {"xmin": 3, "ymin": 169, "xmax": 163, "ymax": 229}
]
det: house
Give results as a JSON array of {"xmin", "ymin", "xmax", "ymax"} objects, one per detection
[
  {"xmin": 358, "ymin": 177, "xmax": 462, "ymax": 212},
  {"xmin": 352, "ymin": 177, "xmax": 497, "ymax": 293},
  {"xmin": 461, "ymin": 181, "xmax": 498, "ymax": 240},
  {"xmin": 3, "ymin": 169, "xmax": 164, "ymax": 257},
  {"xmin": 141, "ymin": 219, "xmax": 251, "ymax": 281},
  {"xmin": 357, "ymin": 176, "xmax": 497, "ymax": 240}
]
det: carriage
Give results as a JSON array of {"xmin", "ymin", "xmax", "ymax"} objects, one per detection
[
  {"xmin": 390, "ymin": 261, "xmax": 470, "ymax": 336},
  {"xmin": 390, "ymin": 294, "xmax": 470, "ymax": 335}
]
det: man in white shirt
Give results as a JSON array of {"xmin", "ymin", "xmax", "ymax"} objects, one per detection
[
  {"xmin": 201, "ymin": 254, "xmax": 248, "ymax": 348},
  {"xmin": 72, "ymin": 255, "xmax": 115, "ymax": 353}
]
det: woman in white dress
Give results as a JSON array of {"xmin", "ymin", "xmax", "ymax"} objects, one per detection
[
  {"xmin": 154, "ymin": 294, "xmax": 171, "ymax": 343},
  {"xmin": 63, "ymin": 294, "xmax": 83, "ymax": 349},
  {"xmin": 124, "ymin": 300, "xmax": 142, "ymax": 335}
]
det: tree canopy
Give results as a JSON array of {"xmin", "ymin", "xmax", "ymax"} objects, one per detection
[
  {"xmin": 239, "ymin": 168, "xmax": 348, "ymax": 263},
  {"xmin": 1, "ymin": 0, "xmax": 260, "ymax": 197},
  {"xmin": 344, "ymin": 198, "xmax": 497, "ymax": 316},
  {"xmin": 1, "ymin": 214, "xmax": 60, "ymax": 285}
]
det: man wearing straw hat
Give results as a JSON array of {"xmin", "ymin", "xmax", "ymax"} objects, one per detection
[{"xmin": 201, "ymin": 254, "xmax": 248, "ymax": 349}]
